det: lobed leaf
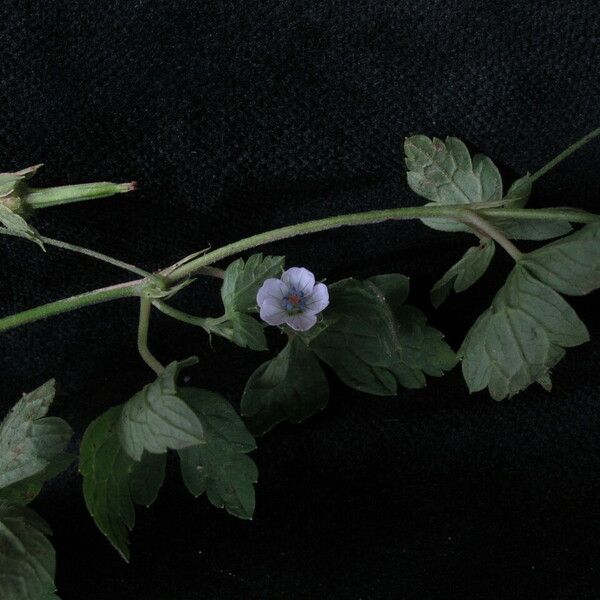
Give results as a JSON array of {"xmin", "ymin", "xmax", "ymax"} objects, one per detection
[
  {"xmin": 459, "ymin": 265, "xmax": 590, "ymax": 400},
  {"xmin": 242, "ymin": 337, "xmax": 329, "ymax": 435},
  {"xmin": 431, "ymin": 240, "xmax": 495, "ymax": 308},
  {"xmin": 178, "ymin": 388, "xmax": 257, "ymax": 519},
  {"xmin": 221, "ymin": 253, "xmax": 285, "ymax": 314},
  {"xmin": 0, "ymin": 502, "xmax": 57, "ymax": 600},
  {"xmin": 80, "ymin": 406, "xmax": 167, "ymax": 561},
  {"xmin": 0, "ymin": 380, "xmax": 73, "ymax": 503},
  {"xmin": 520, "ymin": 223, "xmax": 600, "ymax": 295},
  {"xmin": 229, "ymin": 311, "xmax": 268, "ymax": 351},
  {"xmin": 118, "ymin": 358, "xmax": 205, "ymax": 461},
  {"xmin": 404, "ymin": 135, "xmax": 501, "ymax": 233},
  {"xmin": 308, "ymin": 276, "xmax": 456, "ymax": 395}
]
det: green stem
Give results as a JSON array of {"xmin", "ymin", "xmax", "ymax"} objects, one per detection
[
  {"xmin": 1, "ymin": 204, "xmax": 599, "ymax": 334},
  {"xmin": 152, "ymin": 301, "xmax": 211, "ymax": 331},
  {"xmin": 529, "ymin": 127, "xmax": 600, "ymax": 184},
  {"xmin": 461, "ymin": 209, "xmax": 522, "ymax": 260},
  {"xmin": 0, "ymin": 228, "xmax": 153, "ymax": 278},
  {"xmin": 26, "ymin": 181, "xmax": 136, "ymax": 209},
  {"xmin": 0, "ymin": 280, "xmax": 143, "ymax": 333},
  {"xmin": 166, "ymin": 205, "xmax": 599, "ymax": 281},
  {"xmin": 137, "ymin": 297, "xmax": 164, "ymax": 375}
]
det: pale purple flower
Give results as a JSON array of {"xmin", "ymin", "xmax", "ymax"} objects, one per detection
[{"xmin": 256, "ymin": 267, "xmax": 329, "ymax": 331}]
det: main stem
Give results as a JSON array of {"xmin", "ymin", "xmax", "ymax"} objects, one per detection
[
  {"xmin": 165, "ymin": 206, "xmax": 598, "ymax": 281},
  {"xmin": 1, "ymin": 205, "xmax": 598, "ymax": 334}
]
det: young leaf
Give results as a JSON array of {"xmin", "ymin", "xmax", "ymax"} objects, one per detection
[
  {"xmin": 221, "ymin": 253, "xmax": 284, "ymax": 314},
  {"xmin": 404, "ymin": 135, "xmax": 501, "ymax": 233},
  {"xmin": 242, "ymin": 337, "xmax": 329, "ymax": 435},
  {"xmin": 459, "ymin": 265, "xmax": 590, "ymax": 400},
  {"xmin": 431, "ymin": 240, "xmax": 496, "ymax": 308},
  {"xmin": 178, "ymin": 388, "xmax": 257, "ymax": 519},
  {"xmin": 520, "ymin": 223, "xmax": 600, "ymax": 295},
  {"xmin": 0, "ymin": 502, "xmax": 58, "ymax": 600},
  {"xmin": 309, "ymin": 277, "xmax": 456, "ymax": 395},
  {"xmin": 229, "ymin": 311, "xmax": 268, "ymax": 351},
  {"xmin": 118, "ymin": 358, "xmax": 205, "ymax": 461},
  {"xmin": 0, "ymin": 380, "xmax": 73, "ymax": 500},
  {"xmin": 80, "ymin": 406, "xmax": 167, "ymax": 561}
]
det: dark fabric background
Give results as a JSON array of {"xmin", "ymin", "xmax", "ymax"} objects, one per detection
[{"xmin": 1, "ymin": 1, "xmax": 600, "ymax": 598}]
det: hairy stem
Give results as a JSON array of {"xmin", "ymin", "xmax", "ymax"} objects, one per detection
[
  {"xmin": 1, "ymin": 204, "xmax": 599, "ymax": 334},
  {"xmin": 166, "ymin": 205, "xmax": 598, "ymax": 281},
  {"xmin": 529, "ymin": 126, "xmax": 600, "ymax": 183},
  {"xmin": 0, "ymin": 280, "xmax": 143, "ymax": 333},
  {"xmin": 137, "ymin": 297, "xmax": 164, "ymax": 375},
  {"xmin": 0, "ymin": 228, "xmax": 153, "ymax": 278}
]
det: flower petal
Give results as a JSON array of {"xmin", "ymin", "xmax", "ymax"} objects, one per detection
[
  {"xmin": 285, "ymin": 312, "xmax": 317, "ymax": 331},
  {"xmin": 259, "ymin": 298, "xmax": 288, "ymax": 326},
  {"xmin": 282, "ymin": 267, "xmax": 315, "ymax": 294},
  {"xmin": 303, "ymin": 282, "xmax": 329, "ymax": 315},
  {"xmin": 257, "ymin": 278, "xmax": 287, "ymax": 307}
]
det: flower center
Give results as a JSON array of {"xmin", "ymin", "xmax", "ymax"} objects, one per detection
[{"xmin": 282, "ymin": 288, "xmax": 306, "ymax": 313}]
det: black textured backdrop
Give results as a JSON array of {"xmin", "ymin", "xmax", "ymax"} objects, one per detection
[{"xmin": 1, "ymin": 1, "xmax": 600, "ymax": 598}]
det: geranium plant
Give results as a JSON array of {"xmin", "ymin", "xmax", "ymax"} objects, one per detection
[{"xmin": 0, "ymin": 128, "xmax": 599, "ymax": 598}]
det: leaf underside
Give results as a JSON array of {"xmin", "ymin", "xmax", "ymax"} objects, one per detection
[{"xmin": 459, "ymin": 224, "xmax": 600, "ymax": 399}]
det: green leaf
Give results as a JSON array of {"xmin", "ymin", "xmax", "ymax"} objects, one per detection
[
  {"xmin": 178, "ymin": 388, "xmax": 257, "ymax": 519},
  {"xmin": 221, "ymin": 253, "xmax": 284, "ymax": 314},
  {"xmin": 431, "ymin": 240, "xmax": 495, "ymax": 308},
  {"xmin": 493, "ymin": 217, "xmax": 572, "ymax": 241},
  {"xmin": 0, "ymin": 502, "xmax": 57, "ymax": 600},
  {"xmin": 366, "ymin": 274, "xmax": 410, "ymax": 310},
  {"xmin": 309, "ymin": 277, "xmax": 456, "ymax": 395},
  {"xmin": 180, "ymin": 388, "xmax": 256, "ymax": 453},
  {"xmin": 118, "ymin": 358, "xmax": 205, "ymax": 461},
  {"xmin": 80, "ymin": 406, "xmax": 167, "ymax": 561},
  {"xmin": 242, "ymin": 337, "xmax": 329, "ymax": 435},
  {"xmin": 229, "ymin": 311, "xmax": 268, "ymax": 351},
  {"xmin": 520, "ymin": 223, "xmax": 600, "ymax": 295},
  {"xmin": 0, "ymin": 204, "xmax": 44, "ymax": 250},
  {"xmin": 80, "ymin": 407, "xmax": 136, "ymax": 561},
  {"xmin": 404, "ymin": 135, "xmax": 502, "ymax": 233},
  {"xmin": 459, "ymin": 265, "xmax": 590, "ymax": 400},
  {"xmin": 129, "ymin": 452, "xmax": 166, "ymax": 508},
  {"xmin": 0, "ymin": 380, "xmax": 73, "ymax": 502},
  {"xmin": 179, "ymin": 440, "xmax": 257, "ymax": 520}
]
